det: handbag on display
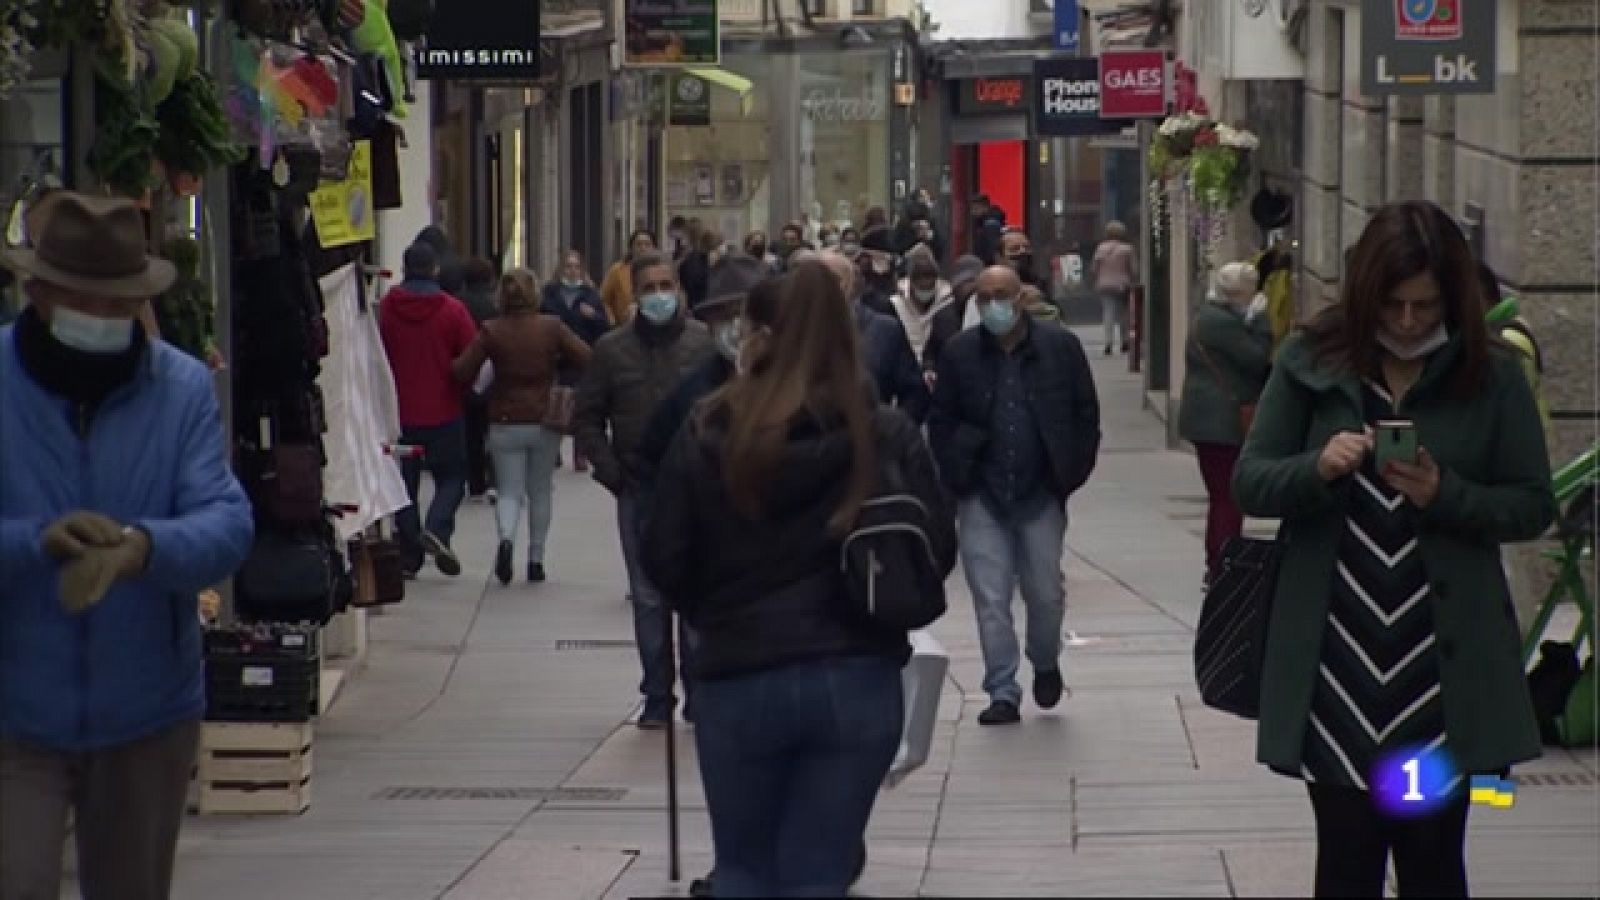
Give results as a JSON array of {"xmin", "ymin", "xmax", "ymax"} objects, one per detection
[
  {"xmin": 350, "ymin": 524, "xmax": 406, "ymax": 608},
  {"xmin": 235, "ymin": 528, "xmax": 338, "ymax": 625},
  {"xmin": 1193, "ymin": 535, "xmax": 1282, "ymax": 720},
  {"xmin": 239, "ymin": 438, "xmax": 326, "ymax": 526},
  {"xmin": 542, "ymin": 385, "xmax": 576, "ymax": 435}
]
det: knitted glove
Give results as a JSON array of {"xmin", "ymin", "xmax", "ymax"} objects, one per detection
[
  {"xmin": 40, "ymin": 511, "xmax": 125, "ymax": 561},
  {"xmin": 57, "ymin": 528, "xmax": 151, "ymax": 615}
]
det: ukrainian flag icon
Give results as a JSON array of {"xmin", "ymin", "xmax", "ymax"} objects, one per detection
[{"xmin": 1469, "ymin": 775, "xmax": 1516, "ymax": 808}]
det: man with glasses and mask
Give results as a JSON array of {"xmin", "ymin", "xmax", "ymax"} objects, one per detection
[
  {"xmin": 929, "ymin": 266, "xmax": 1100, "ymax": 725},
  {"xmin": 999, "ymin": 228, "xmax": 1046, "ymax": 292},
  {"xmin": 856, "ymin": 228, "xmax": 901, "ymax": 317},
  {"xmin": 575, "ymin": 253, "xmax": 715, "ymax": 728}
]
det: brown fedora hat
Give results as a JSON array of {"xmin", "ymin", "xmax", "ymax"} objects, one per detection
[{"xmin": 0, "ymin": 192, "xmax": 176, "ymax": 298}]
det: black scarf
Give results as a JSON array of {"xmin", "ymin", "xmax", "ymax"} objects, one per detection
[{"xmin": 15, "ymin": 305, "xmax": 146, "ymax": 409}]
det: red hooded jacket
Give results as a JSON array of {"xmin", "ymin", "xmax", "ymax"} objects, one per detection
[{"xmin": 378, "ymin": 281, "xmax": 479, "ymax": 429}]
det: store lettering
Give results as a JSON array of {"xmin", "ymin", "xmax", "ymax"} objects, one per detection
[
  {"xmin": 1042, "ymin": 78, "xmax": 1099, "ymax": 115},
  {"xmin": 1104, "ymin": 67, "xmax": 1163, "ymax": 91},
  {"xmin": 420, "ymin": 48, "xmax": 537, "ymax": 67},
  {"xmin": 802, "ymin": 88, "xmax": 886, "ymax": 122},
  {"xmin": 974, "ymin": 79, "xmax": 1025, "ymax": 107}
]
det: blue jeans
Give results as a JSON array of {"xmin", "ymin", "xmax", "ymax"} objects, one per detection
[
  {"xmin": 694, "ymin": 656, "xmax": 903, "ymax": 898},
  {"xmin": 617, "ymin": 490, "xmax": 694, "ymax": 708},
  {"xmin": 487, "ymin": 423, "xmax": 562, "ymax": 562},
  {"xmin": 959, "ymin": 497, "xmax": 1068, "ymax": 706},
  {"xmin": 396, "ymin": 419, "xmax": 468, "ymax": 561}
]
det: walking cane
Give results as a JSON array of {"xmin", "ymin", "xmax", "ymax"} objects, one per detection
[{"xmin": 665, "ymin": 615, "xmax": 682, "ymax": 883}]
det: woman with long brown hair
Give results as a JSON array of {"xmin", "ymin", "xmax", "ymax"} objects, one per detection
[
  {"xmin": 1234, "ymin": 201, "xmax": 1555, "ymax": 896},
  {"xmin": 642, "ymin": 260, "xmax": 955, "ymax": 897},
  {"xmin": 452, "ymin": 269, "xmax": 592, "ymax": 585}
]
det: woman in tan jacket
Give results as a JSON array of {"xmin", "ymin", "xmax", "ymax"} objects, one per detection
[
  {"xmin": 453, "ymin": 269, "xmax": 593, "ymax": 585},
  {"xmin": 599, "ymin": 229, "xmax": 658, "ymax": 326}
]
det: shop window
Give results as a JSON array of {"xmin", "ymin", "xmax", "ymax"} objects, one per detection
[{"xmin": 852, "ymin": 0, "xmax": 876, "ymax": 16}]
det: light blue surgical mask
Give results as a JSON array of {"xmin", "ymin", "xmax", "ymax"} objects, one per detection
[
  {"xmin": 561, "ymin": 278, "xmax": 583, "ymax": 290},
  {"xmin": 639, "ymin": 291, "xmax": 679, "ymax": 324},
  {"xmin": 981, "ymin": 298, "xmax": 1018, "ymax": 336},
  {"xmin": 51, "ymin": 307, "xmax": 136, "ymax": 354}
]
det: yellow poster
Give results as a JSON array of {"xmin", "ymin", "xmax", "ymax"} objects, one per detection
[{"xmin": 310, "ymin": 140, "xmax": 375, "ymax": 248}]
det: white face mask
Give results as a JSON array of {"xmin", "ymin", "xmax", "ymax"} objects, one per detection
[
  {"xmin": 51, "ymin": 307, "xmax": 136, "ymax": 354},
  {"xmin": 1377, "ymin": 323, "xmax": 1449, "ymax": 361}
]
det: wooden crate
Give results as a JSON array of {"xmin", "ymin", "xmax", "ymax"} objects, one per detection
[
  {"xmin": 194, "ymin": 721, "xmax": 315, "ymax": 816},
  {"xmin": 198, "ymin": 777, "xmax": 311, "ymax": 815}
]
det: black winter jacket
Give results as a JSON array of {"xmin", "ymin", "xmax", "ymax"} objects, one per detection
[
  {"xmin": 856, "ymin": 303, "xmax": 931, "ymax": 423},
  {"xmin": 643, "ymin": 406, "xmax": 956, "ymax": 680},
  {"xmin": 927, "ymin": 318, "xmax": 1102, "ymax": 501},
  {"xmin": 540, "ymin": 282, "xmax": 611, "ymax": 386}
]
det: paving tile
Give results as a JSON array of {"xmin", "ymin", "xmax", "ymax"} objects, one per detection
[{"xmin": 442, "ymin": 841, "xmax": 635, "ymax": 900}]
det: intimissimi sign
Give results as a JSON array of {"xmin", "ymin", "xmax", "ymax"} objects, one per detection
[{"xmin": 417, "ymin": 0, "xmax": 541, "ymax": 79}]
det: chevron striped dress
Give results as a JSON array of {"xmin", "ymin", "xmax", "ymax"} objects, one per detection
[{"xmin": 1299, "ymin": 381, "xmax": 1447, "ymax": 792}]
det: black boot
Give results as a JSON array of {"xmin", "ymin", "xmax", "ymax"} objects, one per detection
[{"xmin": 494, "ymin": 540, "xmax": 513, "ymax": 586}]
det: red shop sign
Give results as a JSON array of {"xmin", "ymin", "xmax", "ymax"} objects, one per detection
[{"xmin": 1098, "ymin": 50, "xmax": 1168, "ymax": 119}]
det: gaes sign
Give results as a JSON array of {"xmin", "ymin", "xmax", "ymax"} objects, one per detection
[{"xmin": 1098, "ymin": 50, "xmax": 1167, "ymax": 119}]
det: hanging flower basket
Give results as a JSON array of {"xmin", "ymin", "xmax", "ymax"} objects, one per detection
[{"xmin": 1147, "ymin": 114, "xmax": 1259, "ymax": 266}]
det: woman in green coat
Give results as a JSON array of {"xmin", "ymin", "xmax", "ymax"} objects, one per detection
[
  {"xmin": 1234, "ymin": 202, "xmax": 1556, "ymax": 898},
  {"xmin": 1179, "ymin": 261, "xmax": 1273, "ymax": 587}
]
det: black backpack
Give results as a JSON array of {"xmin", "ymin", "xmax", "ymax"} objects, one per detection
[{"xmin": 838, "ymin": 415, "xmax": 949, "ymax": 631}]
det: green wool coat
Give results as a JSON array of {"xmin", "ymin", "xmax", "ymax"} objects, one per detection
[
  {"xmin": 1234, "ymin": 332, "xmax": 1557, "ymax": 777},
  {"xmin": 1178, "ymin": 302, "xmax": 1273, "ymax": 446}
]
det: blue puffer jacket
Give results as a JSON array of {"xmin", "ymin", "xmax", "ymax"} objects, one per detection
[{"xmin": 0, "ymin": 328, "xmax": 254, "ymax": 751}]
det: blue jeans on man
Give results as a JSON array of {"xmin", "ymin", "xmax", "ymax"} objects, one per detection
[
  {"xmin": 694, "ymin": 655, "xmax": 902, "ymax": 897},
  {"xmin": 617, "ymin": 489, "xmax": 696, "ymax": 722},
  {"xmin": 396, "ymin": 419, "xmax": 468, "ymax": 572},
  {"xmin": 959, "ymin": 496, "xmax": 1068, "ymax": 707}
]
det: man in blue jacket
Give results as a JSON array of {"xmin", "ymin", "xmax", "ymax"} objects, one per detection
[{"xmin": 0, "ymin": 192, "xmax": 254, "ymax": 899}]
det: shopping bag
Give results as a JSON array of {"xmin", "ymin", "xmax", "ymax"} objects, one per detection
[{"xmin": 885, "ymin": 629, "xmax": 948, "ymax": 788}]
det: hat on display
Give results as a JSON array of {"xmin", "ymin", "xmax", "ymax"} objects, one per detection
[
  {"xmin": 1250, "ymin": 188, "xmax": 1294, "ymax": 231},
  {"xmin": 0, "ymin": 191, "xmax": 175, "ymax": 298}
]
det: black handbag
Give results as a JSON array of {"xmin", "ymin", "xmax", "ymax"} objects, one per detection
[
  {"xmin": 235, "ymin": 528, "xmax": 338, "ymax": 625},
  {"xmin": 1193, "ymin": 536, "xmax": 1282, "ymax": 720}
]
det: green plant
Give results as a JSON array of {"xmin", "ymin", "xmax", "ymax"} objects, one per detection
[
  {"xmin": 155, "ymin": 69, "xmax": 246, "ymax": 176},
  {"xmin": 153, "ymin": 234, "xmax": 214, "ymax": 362},
  {"xmin": 1189, "ymin": 145, "xmax": 1245, "ymax": 211},
  {"xmin": 86, "ymin": 61, "xmax": 160, "ymax": 196}
]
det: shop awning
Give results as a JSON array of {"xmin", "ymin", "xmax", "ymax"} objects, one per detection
[{"xmin": 686, "ymin": 67, "xmax": 756, "ymax": 116}]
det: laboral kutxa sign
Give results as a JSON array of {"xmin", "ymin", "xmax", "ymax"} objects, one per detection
[
  {"xmin": 1362, "ymin": 0, "xmax": 1495, "ymax": 95},
  {"xmin": 624, "ymin": 0, "xmax": 720, "ymax": 67},
  {"xmin": 1097, "ymin": 49, "xmax": 1168, "ymax": 119},
  {"xmin": 416, "ymin": 0, "xmax": 540, "ymax": 79},
  {"xmin": 1033, "ymin": 58, "xmax": 1123, "ymax": 138}
]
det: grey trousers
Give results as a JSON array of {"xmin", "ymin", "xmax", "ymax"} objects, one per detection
[{"xmin": 0, "ymin": 719, "xmax": 200, "ymax": 900}]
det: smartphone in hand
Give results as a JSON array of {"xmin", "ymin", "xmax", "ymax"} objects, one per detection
[{"xmin": 1374, "ymin": 420, "xmax": 1419, "ymax": 470}]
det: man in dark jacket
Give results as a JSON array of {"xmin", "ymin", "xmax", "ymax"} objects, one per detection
[
  {"xmin": 574, "ymin": 253, "xmax": 715, "ymax": 727},
  {"xmin": 636, "ymin": 254, "xmax": 770, "ymax": 485},
  {"xmin": 379, "ymin": 242, "xmax": 480, "ymax": 577},
  {"xmin": 856, "ymin": 227, "xmax": 900, "ymax": 317},
  {"xmin": 929, "ymin": 266, "xmax": 1101, "ymax": 725},
  {"xmin": 820, "ymin": 250, "xmax": 930, "ymax": 423}
]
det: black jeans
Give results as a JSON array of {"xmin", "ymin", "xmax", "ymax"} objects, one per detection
[
  {"xmin": 1308, "ymin": 783, "xmax": 1471, "ymax": 897},
  {"xmin": 464, "ymin": 394, "xmax": 493, "ymax": 495}
]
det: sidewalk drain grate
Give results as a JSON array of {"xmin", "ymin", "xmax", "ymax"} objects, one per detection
[
  {"xmin": 555, "ymin": 639, "xmax": 636, "ymax": 650},
  {"xmin": 374, "ymin": 787, "xmax": 628, "ymax": 801},
  {"xmin": 1518, "ymin": 772, "xmax": 1596, "ymax": 788}
]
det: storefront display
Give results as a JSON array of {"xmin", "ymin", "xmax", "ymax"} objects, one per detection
[{"xmin": 663, "ymin": 48, "xmax": 895, "ymax": 241}]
